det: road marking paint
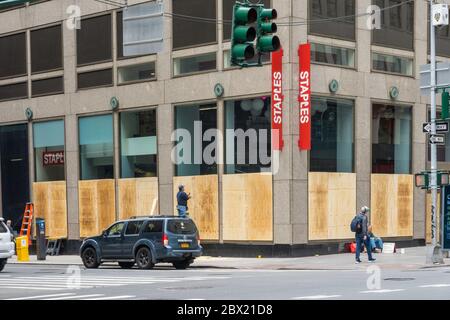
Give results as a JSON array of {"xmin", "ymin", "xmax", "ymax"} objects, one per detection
[
  {"xmin": 292, "ymin": 295, "xmax": 341, "ymax": 300},
  {"xmin": 419, "ymin": 284, "xmax": 450, "ymax": 288},
  {"xmin": 6, "ymin": 293, "xmax": 76, "ymax": 300},
  {"xmin": 1, "ymin": 286, "xmax": 64, "ymax": 291},
  {"xmin": 360, "ymin": 289, "xmax": 405, "ymax": 294},
  {"xmin": 85, "ymin": 295, "xmax": 135, "ymax": 300},
  {"xmin": 44, "ymin": 294, "xmax": 104, "ymax": 300}
]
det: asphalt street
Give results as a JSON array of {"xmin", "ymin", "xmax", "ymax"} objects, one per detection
[{"xmin": 1, "ymin": 262, "xmax": 450, "ymax": 300}]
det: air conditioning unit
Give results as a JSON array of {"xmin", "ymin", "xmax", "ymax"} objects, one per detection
[{"xmin": 432, "ymin": 4, "xmax": 449, "ymax": 26}]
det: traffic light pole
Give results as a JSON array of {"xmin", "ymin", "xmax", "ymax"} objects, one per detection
[{"xmin": 428, "ymin": 0, "xmax": 444, "ymax": 264}]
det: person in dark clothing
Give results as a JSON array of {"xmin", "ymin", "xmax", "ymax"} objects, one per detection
[
  {"xmin": 176, "ymin": 185, "xmax": 191, "ymax": 218},
  {"xmin": 355, "ymin": 206, "xmax": 376, "ymax": 264}
]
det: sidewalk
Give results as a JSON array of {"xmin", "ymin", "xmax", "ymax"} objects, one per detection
[{"xmin": 8, "ymin": 247, "xmax": 450, "ymax": 271}]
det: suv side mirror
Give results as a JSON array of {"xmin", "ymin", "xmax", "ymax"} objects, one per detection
[{"xmin": 102, "ymin": 230, "xmax": 107, "ymax": 237}]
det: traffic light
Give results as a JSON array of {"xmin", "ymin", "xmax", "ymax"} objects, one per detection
[
  {"xmin": 442, "ymin": 90, "xmax": 449, "ymax": 120},
  {"xmin": 231, "ymin": 4, "xmax": 257, "ymax": 64},
  {"xmin": 257, "ymin": 7, "xmax": 280, "ymax": 53}
]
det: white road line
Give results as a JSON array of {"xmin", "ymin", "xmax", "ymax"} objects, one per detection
[
  {"xmin": 419, "ymin": 284, "xmax": 450, "ymax": 288},
  {"xmin": 292, "ymin": 295, "xmax": 342, "ymax": 300},
  {"xmin": 43, "ymin": 294, "xmax": 104, "ymax": 300},
  {"xmin": 0, "ymin": 279, "xmax": 151, "ymax": 286},
  {"xmin": 85, "ymin": 295, "xmax": 136, "ymax": 300},
  {"xmin": 1, "ymin": 286, "xmax": 64, "ymax": 291},
  {"xmin": 360, "ymin": 289, "xmax": 405, "ymax": 294},
  {"xmin": 6, "ymin": 293, "xmax": 76, "ymax": 300}
]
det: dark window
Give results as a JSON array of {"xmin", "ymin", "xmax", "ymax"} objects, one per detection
[
  {"xmin": 372, "ymin": 0, "xmax": 414, "ymax": 50},
  {"xmin": 31, "ymin": 77, "xmax": 64, "ymax": 97},
  {"xmin": 143, "ymin": 220, "xmax": 163, "ymax": 233},
  {"xmin": 0, "ymin": 222, "xmax": 6, "ymax": 233},
  {"xmin": 223, "ymin": 0, "xmax": 270, "ymax": 41},
  {"xmin": 77, "ymin": 14, "xmax": 112, "ymax": 65},
  {"xmin": 436, "ymin": 25, "xmax": 450, "ymax": 57},
  {"xmin": 31, "ymin": 25, "xmax": 63, "ymax": 73},
  {"xmin": 167, "ymin": 219, "xmax": 197, "ymax": 234},
  {"xmin": 117, "ymin": 11, "xmax": 124, "ymax": 59},
  {"xmin": 125, "ymin": 221, "xmax": 144, "ymax": 235},
  {"xmin": 372, "ymin": 104, "xmax": 411, "ymax": 174},
  {"xmin": 310, "ymin": 97, "xmax": 354, "ymax": 173},
  {"xmin": 172, "ymin": 0, "xmax": 216, "ymax": 49},
  {"xmin": 309, "ymin": 0, "xmax": 355, "ymax": 41},
  {"xmin": 107, "ymin": 222, "xmax": 125, "ymax": 236},
  {"xmin": 0, "ymin": 82, "xmax": 27, "ymax": 102},
  {"xmin": 77, "ymin": 69, "xmax": 113, "ymax": 90},
  {"xmin": 0, "ymin": 32, "xmax": 26, "ymax": 79}
]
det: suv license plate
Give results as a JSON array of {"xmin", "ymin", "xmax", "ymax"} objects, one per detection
[{"xmin": 180, "ymin": 243, "xmax": 190, "ymax": 249}]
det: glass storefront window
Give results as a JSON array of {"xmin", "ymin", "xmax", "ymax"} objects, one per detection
[
  {"xmin": 174, "ymin": 104, "xmax": 217, "ymax": 176},
  {"xmin": 120, "ymin": 110, "xmax": 157, "ymax": 178},
  {"xmin": 372, "ymin": 104, "xmax": 411, "ymax": 174},
  {"xmin": 310, "ymin": 97, "xmax": 354, "ymax": 173},
  {"xmin": 79, "ymin": 114, "xmax": 114, "ymax": 180},
  {"xmin": 33, "ymin": 120, "xmax": 65, "ymax": 182},
  {"xmin": 224, "ymin": 97, "xmax": 271, "ymax": 174}
]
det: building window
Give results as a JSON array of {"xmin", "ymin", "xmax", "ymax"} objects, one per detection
[
  {"xmin": 31, "ymin": 77, "xmax": 64, "ymax": 97},
  {"xmin": 436, "ymin": 25, "xmax": 450, "ymax": 57},
  {"xmin": 372, "ymin": 0, "xmax": 414, "ymax": 50},
  {"xmin": 222, "ymin": 0, "xmax": 270, "ymax": 41},
  {"xmin": 77, "ymin": 14, "xmax": 112, "ymax": 66},
  {"xmin": 120, "ymin": 110, "xmax": 157, "ymax": 178},
  {"xmin": 372, "ymin": 104, "xmax": 411, "ymax": 174},
  {"xmin": 77, "ymin": 69, "xmax": 113, "ymax": 90},
  {"xmin": 223, "ymin": 50, "xmax": 270, "ymax": 69},
  {"xmin": 310, "ymin": 97, "xmax": 354, "ymax": 173},
  {"xmin": 173, "ymin": 53, "xmax": 216, "ymax": 76},
  {"xmin": 0, "ymin": 32, "xmax": 26, "ymax": 79},
  {"xmin": 309, "ymin": 0, "xmax": 355, "ymax": 41},
  {"xmin": 118, "ymin": 63, "xmax": 156, "ymax": 84},
  {"xmin": 79, "ymin": 114, "xmax": 114, "ymax": 180},
  {"xmin": 31, "ymin": 24, "xmax": 63, "ymax": 73},
  {"xmin": 0, "ymin": 82, "xmax": 27, "ymax": 102},
  {"xmin": 172, "ymin": 0, "xmax": 217, "ymax": 50},
  {"xmin": 372, "ymin": 52, "xmax": 413, "ymax": 76},
  {"xmin": 117, "ymin": 11, "xmax": 125, "ymax": 59},
  {"xmin": 224, "ymin": 97, "xmax": 271, "ymax": 174},
  {"xmin": 174, "ymin": 104, "xmax": 217, "ymax": 176},
  {"xmin": 33, "ymin": 120, "xmax": 65, "ymax": 182},
  {"xmin": 310, "ymin": 43, "xmax": 355, "ymax": 68}
]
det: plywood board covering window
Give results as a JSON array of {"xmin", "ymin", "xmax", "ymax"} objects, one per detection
[
  {"xmin": 370, "ymin": 174, "xmax": 413, "ymax": 238},
  {"xmin": 222, "ymin": 173, "xmax": 272, "ymax": 241},
  {"xmin": 118, "ymin": 177, "xmax": 159, "ymax": 220},
  {"xmin": 308, "ymin": 172, "xmax": 356, "ymax": 240},
  {"xmin": 79, "ymin": 179, "xmax": 116, "ymax": 238},
  {"xmin": 33, "ymin": 181, "xmax": 67, "ymax": 239},
  {"xmin": 173, "ymin": 175, "xmax": 219, "ymax": 240}
]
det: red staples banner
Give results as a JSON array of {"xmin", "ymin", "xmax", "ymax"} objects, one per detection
[
  {"xmin": 272, "ymin": 48, "xmax": 284, "ymax": 151},
  {"xmin": 298, "ymin": 43, "xmax": 311, "ymax": 151}
]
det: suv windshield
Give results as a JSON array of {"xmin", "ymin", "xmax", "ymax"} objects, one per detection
[
  {"xmin": 0, "ymin": 221, "xmax": 7, "ymax": 233},
  {"xmin": 167, "ymin": 219, "xmax": 196, "ymax": 235}
]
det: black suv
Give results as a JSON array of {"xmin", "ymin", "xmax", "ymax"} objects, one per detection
[{"xmin": 80, "ymin": 216, "xmax": 202, "ymax": 270}]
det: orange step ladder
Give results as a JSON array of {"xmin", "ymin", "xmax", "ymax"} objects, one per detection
[{"xmin": 19, "ymin": 203, "xmax": 34, "ymax": 246}]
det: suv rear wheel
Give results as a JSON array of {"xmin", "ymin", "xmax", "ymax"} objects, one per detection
[
  {"xmin": 82, "ymin": 247, "xmax": 100, "ymax": 269},
  {"xmin": 135, "ymin": 247, "xmax": 154, "ymax": 269},
  {"xmin": 0, "ymin": 259, "xmax": 6, "ymax": 272},
  {"xmin": 118, "ymin": 262, "xmax": 135, "ymax": 269},
  {"xmin": 172, "ymin": 259, "xmax": 192, "ymax": 270}
]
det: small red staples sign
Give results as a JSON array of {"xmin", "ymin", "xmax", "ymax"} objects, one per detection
[
  {"xmin": 298, "ymin": 43, "xmax": 311, "ymax": 151},
  {"xmin": 43, "ymin": 151, "xmax": 64, "ymax": 166},
  {"xmin": 272, "ymin": 48, "xmax": 284, "ymax": 151}
]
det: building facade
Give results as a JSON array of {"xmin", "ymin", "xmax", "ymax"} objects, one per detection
[{"xmin": 0, "ymin": 0, "xmax": 446, "ymax": 255}]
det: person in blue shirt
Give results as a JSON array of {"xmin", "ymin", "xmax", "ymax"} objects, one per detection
[{"xmin": 176, "ymin": 185, "xmax": 191, "ymax": 218}]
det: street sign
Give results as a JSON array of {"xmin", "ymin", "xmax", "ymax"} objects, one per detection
[
  {"xmin": 441, "ymin": 186, "xmax": 450, "ymax": 250},
  {"xmin": 423, "ymin": 121, "xmax": 449, "ymax": 133},
  {"xmin": 420, "ymin": 62, "xmax": 450, "ymax": 95},
  {"xmin": 430, "ymin": 134, "xmax": 445, "ymax": 145}
]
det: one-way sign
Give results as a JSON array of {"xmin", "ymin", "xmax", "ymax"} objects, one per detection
[
  {"xmin": 430, "ymin": 134, "xmax": 446, "ymax": 145},
  {"xmin": 423, "ymin": 121, "xmax": 449, "ymax": 133}
]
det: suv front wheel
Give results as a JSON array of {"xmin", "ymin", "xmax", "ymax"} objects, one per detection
[
  {"xmin": 82, "ymin": 247, "xmax": 100, "ymax": 269},
  {"xmin": 135, "ymin": 247, "xmax": 154, "ymax": 269},
  {"xmin": 172, "ymin": 259, "xmax": 192, "ymax": 270},
  {"xmin": 0, "ymin": 259, "xmax": 6, "ymax": 272}
]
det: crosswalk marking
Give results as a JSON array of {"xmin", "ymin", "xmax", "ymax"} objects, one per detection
[
  {"xmin": 85, "ymin": 295, "xmax": 135, "ymax": 300},
  {"xmin": 1, "ymin": 286, "xmax": 64, "ymax": 291},
  {"xmin": 6, "ymin": 293, "xmax": 76, "ymax": 300},
  {"xmin": 360, "ymin": 289, "xmax": 405, "ymax": 294},
  {"xmin": 291, "ymin": 295, "xmax": 341, "ymax": 300},
  {"xmin": 44, "ymin": 294, "xmax": 104, "ymax": 300},
  {"xmin": 419, "ymin": 284, "xmax": 450, "ymax": 288}
]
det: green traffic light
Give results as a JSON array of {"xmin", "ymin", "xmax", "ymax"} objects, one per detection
[
  {"xmin": 233, "ymin": 25, "xmax": 256, "ymax": 43},
  {"xmin": 232, "ymin": 44, "xmax": 255, "ymax": 60},
  {"xmin": 442, "ymin": 91, "xmax": 449, "ymax": 120},
  {"xmin": 234, "ymin": 6, "xmax": 257, "ymax": 24},
  {"xmin": 260, "ymin": 8, "xmax": 277, "ymax": 20},
  {"xmin": 258, "ymin": 35, "xmax": 280, "ymax": 52},
  {"xmin": 261, "ymin": 22, "xmax": 277, "ymax": 33}
]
